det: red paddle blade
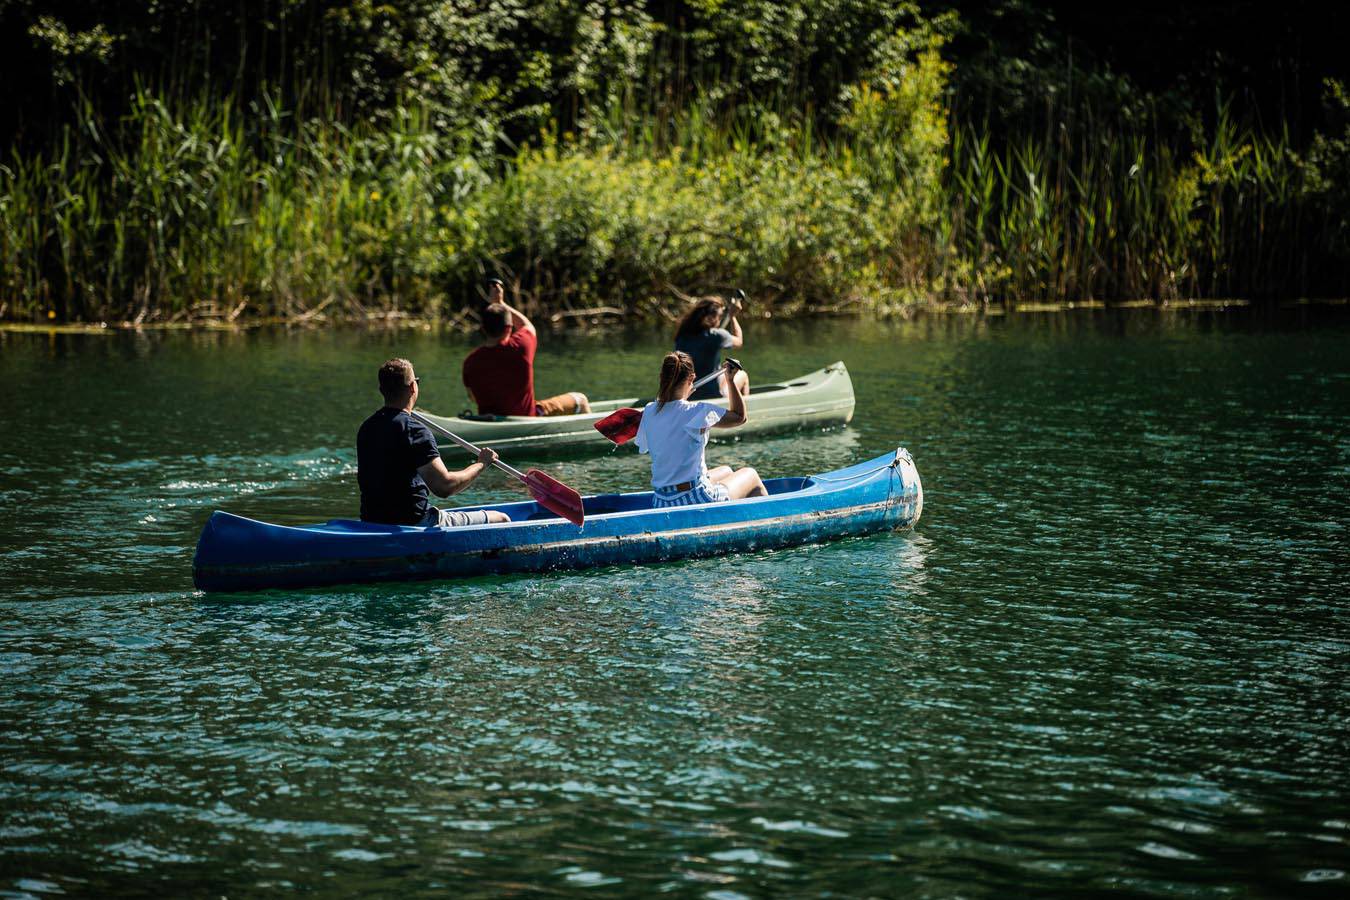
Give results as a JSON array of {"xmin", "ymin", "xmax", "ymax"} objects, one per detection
[
  {"xmin": 594, "ymin": 406, "xmax": 641, "ymax": 444},
  {"xmin": 523, "ymin": 469, "xmax": 585, "ymax": 526}
]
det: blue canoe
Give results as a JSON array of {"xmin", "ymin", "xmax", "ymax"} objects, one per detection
[{"xmin": 192, "ymin": 449, "xmax": 923, "ymax": 593}]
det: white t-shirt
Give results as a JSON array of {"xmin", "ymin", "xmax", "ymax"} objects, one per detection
[{"xmin": 634, "ymin": 399, "xmax": 726, "ymax": 488}]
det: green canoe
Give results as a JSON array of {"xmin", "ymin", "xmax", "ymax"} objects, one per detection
[{"xmin": 417, "ymin": 361, "xmax": 855, "ymax": 455}]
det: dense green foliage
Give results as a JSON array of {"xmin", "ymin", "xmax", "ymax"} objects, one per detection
[{"xmin": 1, "ymin": 1, "xmax": 1346, "ymax": 323}]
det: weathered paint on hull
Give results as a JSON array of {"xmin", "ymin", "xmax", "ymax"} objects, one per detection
[{"xmin": 193, "ymin": 449, "xmax": 921, "ymax": 593}]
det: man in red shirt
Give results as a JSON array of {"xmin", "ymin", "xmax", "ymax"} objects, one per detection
[{"xmin": 462, "ymin": 283, "xmax": 592, "ymax": 417}]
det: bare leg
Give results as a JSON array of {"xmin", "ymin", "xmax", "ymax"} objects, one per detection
[
  {"xmin": 485, "ymin": 511, "xmax": 511, "ymax": 523},
  {"xmin": 706, "ymin": 465, "xmax": 734, "ymax": 484},
  {"xmin": 537, "ymin": 392, "xmax": 591, "ymax": 416},
  {"xmin": 722, "ymin": 466, "xmax": 767, "ymax": 500},
  {"xmin": 721, "ymin": 369, "xmax": 750, "ymax": 398}
]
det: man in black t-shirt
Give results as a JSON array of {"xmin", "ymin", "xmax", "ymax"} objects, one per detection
[{"xmin": 357, "ymin": 358, "xmax": 511, "ymax": 527}]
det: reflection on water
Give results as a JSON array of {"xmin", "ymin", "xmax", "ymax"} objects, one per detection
[{"xmin": 1, "ymin": 307, "xmax": 1348, "ymax": 894}]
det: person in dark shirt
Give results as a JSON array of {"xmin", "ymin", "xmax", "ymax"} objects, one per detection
[
  {"xmin": 674, "ymin": 295, "xmax": 749, "ymax": 400},
  {"xmin": 357, "ymin": 358, "xmax": 510, "ymax": 527},
  {"xmin": 461, "ymin": 281, "xmax": 593, "ymax": 417}
]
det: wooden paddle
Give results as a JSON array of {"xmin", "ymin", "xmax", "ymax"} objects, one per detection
[
  {"xmin": 410, "ymin": 411, "xmax": 585, "ymax": 526},
  {"xmin": 594, "ymin": 359, "xmax": 743, "ymax": 445}
]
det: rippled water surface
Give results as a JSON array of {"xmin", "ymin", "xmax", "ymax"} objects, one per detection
[{"xmin": 2, "ymin": 309, "xmax": 1348, "ymax": 896}]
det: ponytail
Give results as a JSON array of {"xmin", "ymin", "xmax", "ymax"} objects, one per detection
[{"xmin": 656, "ymin": 352, "xmax": 695, "ymax": 411}]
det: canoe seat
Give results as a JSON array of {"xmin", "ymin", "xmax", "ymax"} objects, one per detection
[{"xmin": 763, "ymin": 477, "xmax": 809, "ymax": 495}]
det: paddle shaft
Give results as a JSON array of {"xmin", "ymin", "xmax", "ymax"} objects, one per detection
[
  {"xmin": 688, "ymin": 367, "xmax": 725, "ymax": 393},
  {"xmin": 410, "ymin": 410, "xmax": 528, "ymax": 482},
  {"xmin": 692, "ymin": 357, "xmax": 744, "ymax": 392}
]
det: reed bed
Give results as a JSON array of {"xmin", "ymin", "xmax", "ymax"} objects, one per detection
[
  {"xmin": 1, "ymin": 76, "xmax": 1344, "ymax": 324},
  {"xmin": 0, "ymin": 89, "xmax": 474, "ymax": 323},
  {"xmin": 940, "ymin": 99, "xmax": 1341, "ymax": 303}
]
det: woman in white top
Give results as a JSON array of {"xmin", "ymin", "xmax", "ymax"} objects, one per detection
[{"xmin": 635, "ymin": 352, "xmax": 768, "ymax": 508}]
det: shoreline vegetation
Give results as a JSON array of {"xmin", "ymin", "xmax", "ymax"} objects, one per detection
[
  {"xmin": 2, "ymin": 4, "xmax": 1347, "ymax": 327},
  {"xmin": 22, "ymin": 297, "xmax": 1350, "ymax": 338}
]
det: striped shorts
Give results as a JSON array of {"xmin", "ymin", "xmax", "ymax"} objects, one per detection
[{"xmin": 652, "ymin": 477, "xmax": 731, "ymax": 509}]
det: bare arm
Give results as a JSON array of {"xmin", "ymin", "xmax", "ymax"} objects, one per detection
[
  {"xmin": 417, "ymin": 447, "xmax": 497, "ymax": 496},
  {"xmin": 488, "ymin": 282, "xmax": 535, "ymax": 336},
  {"xmin": 725, "ymin": 316, "xmax": 743, "ymax": 349},
  {"xmin": 713, "ymin": 363, "xmax": 748, "ymax": 428},
  {"xmin": 504, "ymin": 303, "xmax": 535, "ymax": 336}
]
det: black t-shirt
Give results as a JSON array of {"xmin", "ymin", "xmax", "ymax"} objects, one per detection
[
  {"xmin": 675, "ymin": 327, "xmax": 734, "ymax": 399},
  {"xmin": 356, "ymin": 407, "xmax": 441, "ymax": 524}
]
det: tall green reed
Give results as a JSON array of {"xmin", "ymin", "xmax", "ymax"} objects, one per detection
[
  {"xmin": 0, "ymin": 85, "xmax": 475, "ymax": 322},
  {"xmin": 940, "ymin": 95, "xmax": 1338, "ymax": 303},
  {"xmin": 2, "ymin": 68, "xmax": 1344, "ymax": 324}
]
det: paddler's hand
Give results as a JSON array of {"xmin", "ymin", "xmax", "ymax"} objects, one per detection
[
  {"xmin": 723, "ymin": 357, "xmax": 744, "ymax": 373},
  {"xmin": 477, "ymin": 447, "xmax": 498, "ymax": 467}
]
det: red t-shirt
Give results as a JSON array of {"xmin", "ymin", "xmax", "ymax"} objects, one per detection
[{"xmin": 462, "ymin": 328, "xmax": 538, "ymax": 416}]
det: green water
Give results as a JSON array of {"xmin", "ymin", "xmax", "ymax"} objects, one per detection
[{"xmin": 2, "ymin": 309, "xmax": 1348, "ymax": 896}]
